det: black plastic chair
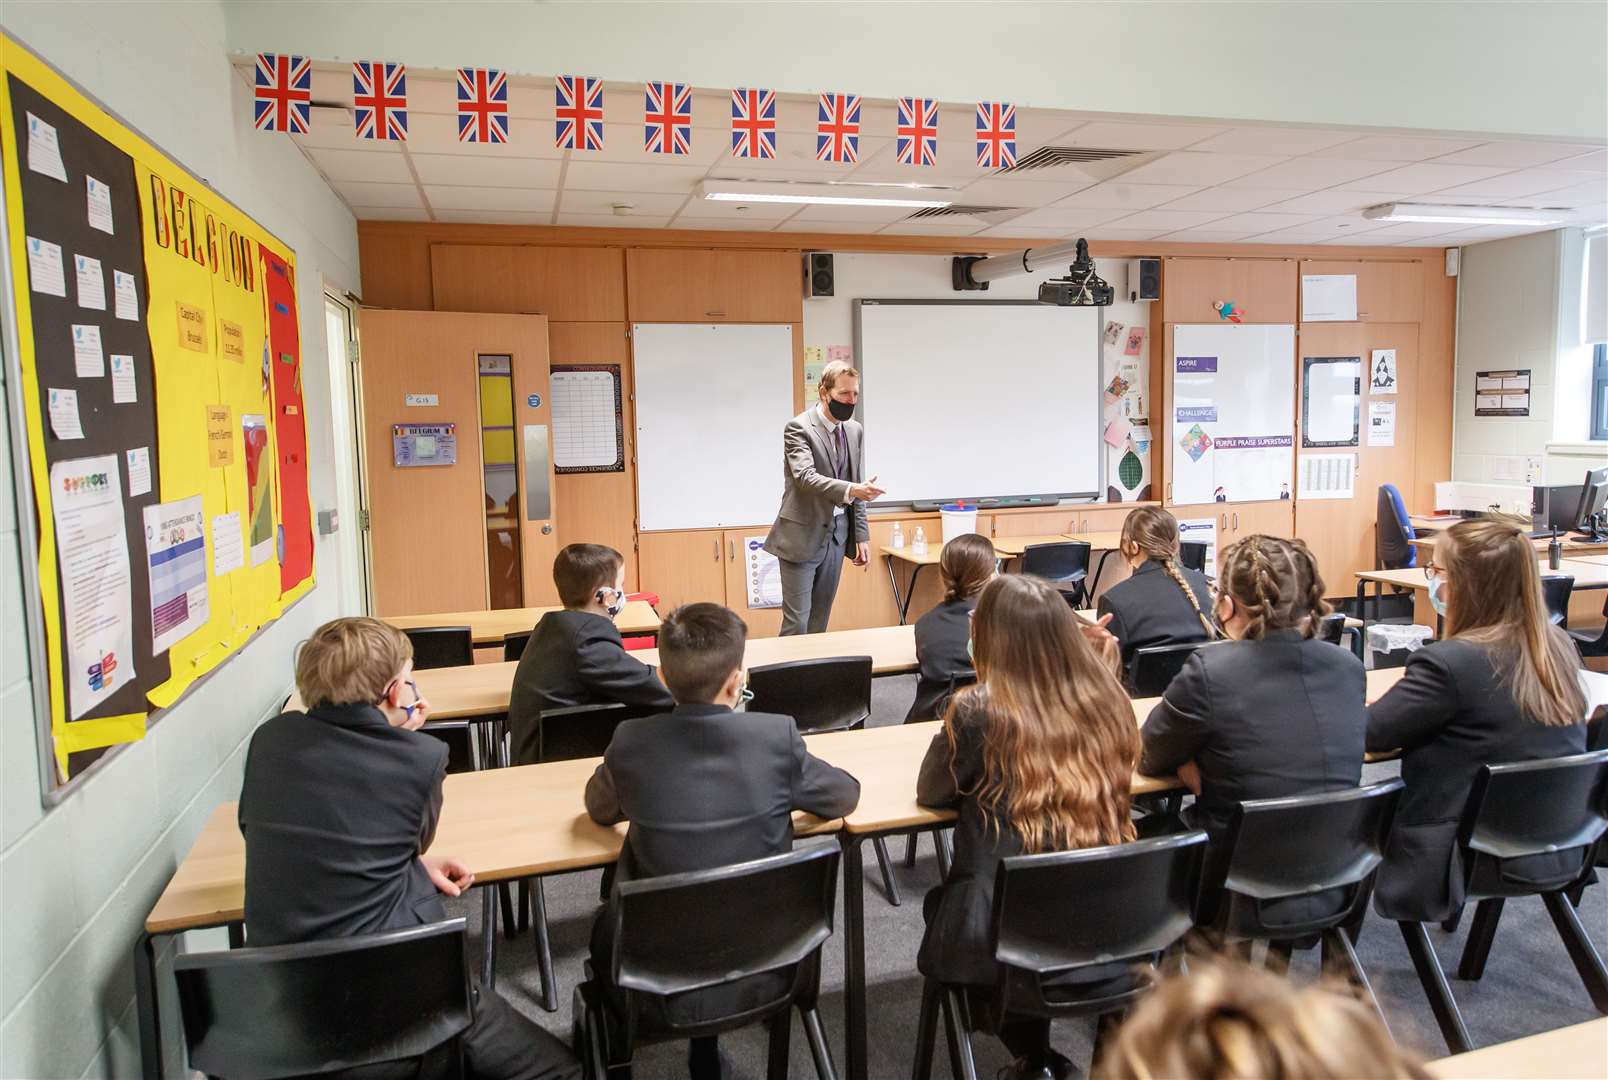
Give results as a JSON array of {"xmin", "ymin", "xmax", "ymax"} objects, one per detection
[
  {"xmin": 1541, "ymin": 574, "xmax": 1575, "ymax": 629},
  {"xmin": 174, "ymin": 918, "xmax": 473, "ymax": 1079},
  {"xmin": 1396, "ymin": 750, "xmax": 1608, "ymax": 1053},
  {"xmin": 503, "ymin": 630, "xmax": 532, "ymax": 663},
  {"xmin": 1178, "ymin": 542, "xmax": 1208, "ymax": 574},
  {"xmin": 1127, "ymin": 642, "xmax": 1205, "ymax": 698},
  {"xmin": 1203, "ymin": 781, "xmax": 1403, "ymax": 1025},
  {"xmin": 1315, "ymin": 612, "xmax": 1365, "ymax": 661},
  {"xmin": 1570, "ymin": 594, "xmax": 1608, "ymax": 657},
  {"xmin": 1021, "ymin": 541, "xmax": 1092, "ymax": 608},
  {"xmin": 577, "ymin": 845, "xmax": 842, "ymax": 1080},
  {"xmin": 403, "ymin": 625, "xmax": 475, "ymax": 669},
  {"xmin": 914, "ymin": 831, "xmax": 1210, "ymax": 1080}
]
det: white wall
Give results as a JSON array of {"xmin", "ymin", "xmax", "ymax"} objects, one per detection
[
  {"xmin": 224, "ymin": 1, "xmax": 1607, "ymax": 140},
  {"xmin": 0, "ymin": 3, "xmax": 359, "ymax": 1076}
]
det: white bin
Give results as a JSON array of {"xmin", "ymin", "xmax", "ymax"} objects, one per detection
[{"xmin": 940, "ymin": 504, "xmax": 979, "ymax": 546}]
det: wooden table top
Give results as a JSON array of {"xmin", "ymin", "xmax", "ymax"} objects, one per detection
[
  {"xmin": 1409, "ymin": 534, "xmax": 1608, "ymax": 557},
  {"xmin": 636, "ymin": 624, "xmax": 919, "ymax": 677},
  {"xmin": 1425, "ymin": 1018, "xmax": 1607, "ymax": 1078},
  {"xmin": 385, "ymin": 601, "xmax": 661, "ymax": 645},
  {"xmin": 1063, "ymin": 530, "xmax": 1127, "ymax": 551},
  {"xmin": 1573, "ymin": 553, "xmax": 1608, "ymax": 566},
  {"xmin": 1357, "ymin": 560, "xmax": 1608, "ymax": 591}
]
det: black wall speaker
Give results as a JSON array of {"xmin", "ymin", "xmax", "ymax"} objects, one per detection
[
  {"xmin": 1127, "ymin": 257, "xmax": 1160, "ymax": 302},
  {"xmin": 805, "ymin": 252, "xmax": 834, "ymax": 298}
]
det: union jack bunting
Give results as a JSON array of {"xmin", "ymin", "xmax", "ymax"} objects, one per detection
[
  {"xmin": 976, "ymin": 102, "xmax": 1017, "ymax": 169},
  {"xmin": 457, "ymin": 68, "xmax": 509, "ymax": 143},
  {"xmin": 816, "ymin": 93, "xmax": 861, "ymax": 164},
  {"xmin": 730, "ymin": 88, "xmax": 777, "ymax": 159},
  {"xmin": 254, "ymin": 54, "xmax": 311, "ymax": 134},
  {"xmin": 555, "ymin": 75, "xmax": 604, "ymax": 151},
  {"xmin": 896, "ymin": 97, "xmax": 938, "ymax": 166},
  {"xmin": 353, "ymin": 61, "xmax": 407, "ymax": 141},
  {"xmin": 644, "ymin": 81, "xmax": 692, "ymax": 155}
]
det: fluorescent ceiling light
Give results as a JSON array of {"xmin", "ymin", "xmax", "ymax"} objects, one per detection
[
  {"xmin": 1362, "ymin": 202, "xmax": 1564, "ymax": 227},
  {"xmin": 698, "ymin": 179, "xmax": 953, "ymax": 209}
]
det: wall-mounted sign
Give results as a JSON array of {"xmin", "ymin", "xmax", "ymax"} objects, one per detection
[
  {"xmin": 1474, "ymin": 369, "xmax": 1530, "ymax": 417},
  {"xmin": 392, "ymin": 423, "xmax": 457, "ymax": 467},
  {"xmin": 526, "ymin": 393, "xmax": 542, "ymax": 408},
  {"xmin": 404, "ymin": 393, "xmax": 438, "ymax": 407}
]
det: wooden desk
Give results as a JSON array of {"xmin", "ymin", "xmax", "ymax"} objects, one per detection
[
  {"xmin": 992, "ymin": 534, "xmax": 1082, "ymax": 558},
  {"xmin": 1409, "ymin": 534, "xmax": 1608, "ymax": 558},
  {"xmin": 1573, "ymin": 553, "xmax": 1608, "ymax": 567},
  {"xmin": 385, "ymin": 600, "xmax": 660, "ymax": 646},
  {"xmin": 1426, "ymin": 1018, "xmax": 1607, "ymax": 1078},
  {"xmin": 1408, "ymin": 513, "xmax": 1462, "ymax": 531}
]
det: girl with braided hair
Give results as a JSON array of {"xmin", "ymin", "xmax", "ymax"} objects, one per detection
[
  {"xmin": 1097, "ymin": 506, "xmax": 1216, "ymax": 678},
  {"xmin": 1139, "ymin": 534, "xmax": 1367, "ymax": 845}
]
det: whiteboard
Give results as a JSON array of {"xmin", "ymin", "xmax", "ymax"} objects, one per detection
[
  {"xmin": 1171, "ymin": 324, "xmax": 1295, "ymax": 504},
  {"xmin": 855, "ymin": 301, "xmax": 1102, "ymax": 504},
  {"xmin": 634, "ymin": 323, "xmax": 793, "ymax": 531}
]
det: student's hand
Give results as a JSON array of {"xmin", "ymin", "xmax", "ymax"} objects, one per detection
[
  {"xmin": 1176, "ymin": 760, "xmax": 1203, "ymax": 796},
  {"xmin": 421, "ymin": 854, "xmax": 475, "ymax": 896},
  {"xmin": 1078, "ymin": 612, "xmax": 1121, "ymax": 671},
  {"xmin": 850, "ymin": 475, "xmax": 885, "ymax": 502},
  {"xmin": 403, "ymin": 694, "xmax": 431, "ymax": 731},
  {"xmin": 853, "ymin": 541, "xmax": 870, "ymax": 567}
]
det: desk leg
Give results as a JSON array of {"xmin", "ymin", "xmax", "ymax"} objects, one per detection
[
  {"xmin": 135, "ymin": 931, "xmax": 164, "ymax": 1080},
  {"xmin": 481, "ymin": 885, "xmax": 497, "ymax": 989},
  {"xmin": 901, "ymin": 565, "xmax": 925, "ymax": 624},
  {"xmin": 840, "ymin": 834, "xmax": 867, "ymax": 1080},
  {"xmin": 885, "ymin": 558, "xmax": 907, "ymax": 626},
  {"xmin": 1087, "ymin": 550, "xmax": 1116, "ymax": 605}
]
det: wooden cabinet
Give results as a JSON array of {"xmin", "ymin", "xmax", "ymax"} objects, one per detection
[
  {"xmin": 992, "ymin": 508, "xmax": 1079, "ymax": 537},
  {"xmin": 1162, "ymin": 258, "xmax": 1297, "ymax": 324},
  {"xmin": 431, "ymin": 245, "xmax": 628, "ymax": 320},
  {"xmin": 637, "ymin": 530, "xmax": 727, "ymax": 614},
  {"xmin": 722, "ymin": 529, "xmax": 785, "ymax": 638},
  {"xmin": 1076, "ymin": 506, "xmax": 1135, "ymax": 534},
  {"xmin": 626, "ymin": 249, "xmax": 802, "ymax": 323},
  {"xmin": 1301, "ymin": 259, "xmax": 1423, "ymax": 324},
  {"xmin": 1165, "ymin": 499, "xmax": 1294, "ymax": 569}
]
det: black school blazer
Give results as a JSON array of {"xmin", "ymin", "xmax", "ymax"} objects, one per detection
[
  {"xmin": 905, "ymin": 595, "xmax": 978, "ymax": 724},
  {"xmin": 1097, "ymin": 558, "xmax": 1215, "ymax": 673}
]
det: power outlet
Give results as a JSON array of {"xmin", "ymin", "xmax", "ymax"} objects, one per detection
[{"xmin": 1524, "ymin": 456, "xmax": 1544, "ymax": 485}]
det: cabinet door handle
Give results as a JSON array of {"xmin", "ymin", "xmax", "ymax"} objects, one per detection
[
  {"xmin": 706, "ymin": 310, "xmax": 727, "ymax": 318},
  {"xmin": 729, "ymin": 539, "xmax": 736, "ymax": 561},
  {"xmin": 713, "ymin": 539, "xmax": 720, "ymax": 561},
  {"xmin": 1220, "ymin": 513, "xmax": 1227, "ymax": 530},
  {"xmin": 1233, "ymin": 512, "xmax": 1239, "ymax": 531}
]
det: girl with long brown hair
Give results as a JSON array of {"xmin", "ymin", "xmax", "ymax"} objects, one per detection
[
  {"xmin": 916, "ymin": 573, "xmax": 1140, "ymax": 1079},
  {"xmin": 1097, "ymin": 506, "xmax": 1216, "ymax": 675},
  {"xmin": 1368, "ymin": 519, "xmax": 1586, "ymax": 923},
  {"xmin": 905, "ymin": 532, "xmax": 996, "ymax": 722}
]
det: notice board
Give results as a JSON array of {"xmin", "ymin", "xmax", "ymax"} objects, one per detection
[{"xmin": 1, "ymin": 34, "xmax": 315, "ymax": 786}]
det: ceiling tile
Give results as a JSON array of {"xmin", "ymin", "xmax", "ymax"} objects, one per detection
[
  {"xmin": 1103, "ymin": 209, "xmax": 1234, "ymax": 230},
  {"xmin": 1202, "ymin": 211, "xmax": 1325, "ymax": 233},
  {"xmin": 553, "ymin": 212, "xmax": 674, "ymax": 228},
  {"xmin": 303, "ymin": 145, "xmax": 413, "ymax": 183},
  {"xmin": 1054, "ymin": 183, "xmax": 1203, "ymax": 210},
  {"xmin": 558, "ymin": 189, "xmax": 687, "ymax": 216},
  {"xmin": 1551, "ymin": 148, "xmax": 1608, "ymax": 174},
  {"xmin": 958, "ymin": 176, "xmax": 1092, "ymax": 207},
  {"xmin": 787, "ymin": 202, "xmax": 927, "ymax": 223},
  {"xmin": 1056, "ymin": 120, "xmax": 1224, "ymax": 151},
  {"xmin": 563, "ymin": 159, "xmax": 708, "ymax": 194},
  {"xmin": 770, "ymin": 219, "xmax": 895, "ymax": 234},
  {"xmin": 403, "ymin": 76, "xmax": 456, "ymax": 116},
  {"xmin": 1531, "ymin": 179, "xmax": 1608, "ymax": 209},
  {"xmin": 434, "ymin": 209, "xmax": 556, "ymax": 225},
  {"xmin": 332, "ymin": 180, "xmax": 423, "ymax": 209},
  {"xmin": 1000, "ymin": 206, "xmax": 1141, "ymax": 228},
  {"xmin": 843, "ymin": 140, "xmax": 986, "ymax": 183},
  {"xmin": 1183, "ymin": 128, "xmax": 1362, "ymax": 156},
  {"xmin": 1430, "ymin": 169, "xmax": 1596, "ymax": 199},
  {"xmin": 667, "ymin": 216, "xmax": 780, "ymax": 231},
  {"xmin": 1261, "ymin": 189, "xmax": 1397, "ymax": 214},
  {"xmin": 406, "ymin": 112, "xmax": 564, "ymax": 158},
  {"xmin": 878, "ymin": 219, "xmax": 993, "ymax": 236},
  {"xmin": 1338, "ymin": 162, "xmax": 1510, "ymax": 194},
  {"xmin": 351, "ymin": 206, "xmax": 433, "ymax": 222},
  {"xmin": 1160, "ymin": 187, "xmax": 1309, "ymax": 212},
  {"xmin": 410, "ymin": 153, "xmax": 562, "ymax": 187},
  {"xmin": 579, "ymin": 122, "xmax": 730, "ymax": 166},
  {"xmin": 1226, "ymin": 157, "xmax": 1395, "ymax": 189},
  {"xmin": 1237, "ymin": 227, "xmax": 1333, "ymax": 244},
  {"xmin": 1112, "ymin": 151, "xmax": 1288, "ymax": 186},
  {"xmin": 293, "ymin": 107, "xmax": 362, "ymax": 150},
  {"xmin": 1082, "ymin": 226, "xmax": 1171, "ymax": 241},
  {"xmin": 1155, "ymin": 228, "xmax": 1268, "ymax": 243},
  {"xmin": 1426, "ymin": 141, "xmax": 1604, "ymax": 168},
  {"xmin": 973, "ymin": 223, "xmax": 1082, "ymax": 238},
  {"xmin": 1314, "ymin": 134, "xmax": 1484, "ymax": 161},
  {"xmin": 423, "ymin": 185, "xmax": 556, "ymax": 212},
  {"xmin": 674, "ymin": 197, "xmax": 797, "ymax": 221},
  {"xmin": 1323, "ymin": 232, "xmax": 1414, "ymax": 245},
  {"xmin": 1356, "ymin": 222, "xmax": 1472, "ymax": 240}
]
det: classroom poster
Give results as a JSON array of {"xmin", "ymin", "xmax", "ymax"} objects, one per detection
[
  {"xmin": 1170, "ymin": 324, "xmax": 1295, "ymax": 504},
  {"xmin": 143, "ymin": 496, "xmax": 209, "ymax": 654},
  {"xmin": 744, "ymin": 536, "xmax": 783, "ymax": 609},
  {"xmin": 1177, "ymin": 518, "xmax": 1218, "ymax": 581},
  {"xmin": 49, "ymin": 455, "xmax": 135, "ymax": 719}
]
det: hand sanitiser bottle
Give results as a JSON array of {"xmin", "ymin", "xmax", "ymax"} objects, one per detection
[
  {"xmin": 912, "ymin": 527, "xmax": 928, "ymax": 557},
  {"xmin": 891, "ymin": 521, "xmax": 905, "ymax": 549}
]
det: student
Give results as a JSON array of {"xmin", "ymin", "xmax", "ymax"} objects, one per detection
[
  {"xmin": 916, "ymin": 574, "xmax": 1139, "ymax": 1080},
  {"xmin": 905, "ymin": 531, "xmax": 994, "ymax": 723},
  {"xmin": 584, "ymin": 602, "xmax": 860, "ymax": 1078},
  {"xmin": 1095, "ymin": 962, "xmax": 1429, "ymax": 1079},
  {"xmin": 1367, "ymin": 520, "xmax": 1586, "ymax": 923},
  {"xmin": 239, "ymin": 618, "xmax": 578, "ymax": 1080},
  {"xmin": 1096, "ymin": 506, "xmax": 1215, "ymax": 675},
  {"xmin": 509, "ymin": 543, "xmax": 673, "ymax": 765}
]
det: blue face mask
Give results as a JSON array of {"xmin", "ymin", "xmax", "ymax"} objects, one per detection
[
  {"xmin": 1427, "ymin": 575, "xmax": 1448, "ymax": 616},
  {"xmin": 966, "ymin": 638, "xmax": 974, "ymax": 663}
]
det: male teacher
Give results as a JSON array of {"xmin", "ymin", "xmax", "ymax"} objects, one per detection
[{"xmin": 765, "ymin": 360, "xmax": 885, "ymax": 635}]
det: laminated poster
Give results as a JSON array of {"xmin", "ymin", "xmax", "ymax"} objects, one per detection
[{"xmin": 50, "ymin": 455, "xmax": 135, "ymax": 719}]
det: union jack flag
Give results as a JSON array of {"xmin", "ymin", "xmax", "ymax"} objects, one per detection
[
  {"xmin": 896, "ymin": 97, "xmax": 938, "ymax": 166},
  {"xmin": 254, "ymin": 54, "xmax": 310, "ymax": 134},
  {"xmin": 555, "ymin": 75, "xmax": 604, "ymax": 151},
  {"xmin": 644, "ymin": 81, "xmax": 691, "ymax": 155},
  {"xmin": 976, "ymin": 102, "xmax": 1016, "ymax": 169},
  {"xmin": 730, "ymin": 88, "xmax": 776, "ymax": 159},
  {"xmin": 816, "ymin": 93, "xmax": 860, "ymax": 164},
  {"xmin": 457, "ymin": 68, "xmax": 508, "ymax": 144},
  {"xmin": 353, "ymin": 62, "xmax": 407, "ymax": 141}
]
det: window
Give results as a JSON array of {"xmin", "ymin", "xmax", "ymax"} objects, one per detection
[{"xmin": 1593, "ymin": 343, "xmax": 1608, "ymax": 442}]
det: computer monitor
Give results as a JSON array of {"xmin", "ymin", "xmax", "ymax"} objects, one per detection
[
  {"xmin": 1546, "ymin": 483, "xmax": 1585, "ymax": 531},
  {"xmin": 1566, "ymin": 466, "xmax": 1608, "ymax": 541}
]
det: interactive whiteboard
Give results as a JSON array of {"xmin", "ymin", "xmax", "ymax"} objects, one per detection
[
  {"xmin": 1171, "ymin": 324, "xmax": 1296, "ymax": 503},
  {"xmin": 854, "ymin": 300, "xmax": 1102, "ymax": 505}
]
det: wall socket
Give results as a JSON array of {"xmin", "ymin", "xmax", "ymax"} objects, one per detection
[{"xmin": 1524, "ymin": 455, "xmax": 1544, "ymax": 485}]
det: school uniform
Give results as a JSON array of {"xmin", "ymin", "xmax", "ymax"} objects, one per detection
[
  {"xmin": 904, "ymin": 594, "xmax": 978, "ymax": 724},
  {"xmin": 1366, "ymin": 638, "xmax": 1587, "ymax": 923},
  {"xmin": 1096, "ymin": 558, "xmax": 1214, "ymax": 673},
  {"xmin": 508, "ymin": 609, "xmax": 674, "ymax": 766},
  {"xmin": 240, "ymin": 703, "xmax": 578, "ymax": 1080}
]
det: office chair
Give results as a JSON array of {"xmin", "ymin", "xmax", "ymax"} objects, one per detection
[
  {"xmin": 1020, "ymin": 541, "xmax": 1093, "ymax": 608},
  {"xmin": 402, "ymin": 626, "xmax": 475, "ymax": 669},
  {"xmin": 1127, "ymin": 642, "xmax": 1206, "ymax": 697},
  {"xmin": 502, "ymin": 630, "xmax": 532, "ymax": 663},
  {"xmin": 1570, "ymin": 593, "xmax": 1608, "ymax": 657},
  {"xmin": 1376, "ymin": 484, "xmax": 1417, "ymax": 571}
]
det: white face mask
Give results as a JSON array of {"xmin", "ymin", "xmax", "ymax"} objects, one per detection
[{"xmin": 596, "ymin": 587, "xmax": 625, "ymax": 618}]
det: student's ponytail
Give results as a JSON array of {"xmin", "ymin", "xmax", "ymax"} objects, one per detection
[{"xmin": 1120, "ymin": 507, "xmax": 1216, "ymax": 639}]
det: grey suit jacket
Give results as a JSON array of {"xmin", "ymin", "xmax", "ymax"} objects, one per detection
[{"xmin": 763, "ymin": 406, "xmax": 869, "ymax": 563}]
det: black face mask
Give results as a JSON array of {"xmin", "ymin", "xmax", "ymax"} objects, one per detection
[{"xmin": 826, "ymin": 398, "xmax": 855, "ymax": 422}]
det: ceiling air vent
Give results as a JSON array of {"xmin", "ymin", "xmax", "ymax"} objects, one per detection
[
  {"xmin": 1000, "ymin": 146, "xmax": 1146, "ymax": 173},
  {"xmin": 904, "ymin": 205, "xmax": 1021, "ymax": 221}
]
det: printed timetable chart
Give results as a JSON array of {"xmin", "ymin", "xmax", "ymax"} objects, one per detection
[{"xmin": 551, "ymin": 364, "xmax": 625, "ymax": 472}]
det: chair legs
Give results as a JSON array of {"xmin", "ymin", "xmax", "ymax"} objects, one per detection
[
  {"xmin": 904, "ymin": 834, "xmax": 919, "ymax": 868},
  {"xmin": 1541, "ymin": 891, "xmax": 1608, "ymax": 1013},
  {"xmin": 1265, "ymin": 939, "xmax": 1293, "ymax": 975},
  {"xmin": 766, "ymin": 1011, "xmax": 791, "ymax": 1080},
  {"xmin": 1456, "ymin": 899, "xmax": 1505, "ymax": 982},
  {"xmin": 527, "ymin": 877, "xmax": 558, "ymax": 1012},
  {"xmin": 499, "ymin": 883, "xmax": 519, "ymax": 941},
  {"xmin": 936, "ymin": 829, "xmax": 953, "ymax": 880},
  {"xmin": 872, "ymin": 837, "xmax": 902, "ymax": 906},
  {"xmin": 801, "ymin": 1005, "xmax": 839, "ymax": 1080},
  {"xmin": 1321, "ymin": 927, "xmax": 1390, "ymax": 1034},
  {"xmin": 1398, "ymin": 921, "xmax": 1473, "ymax": 1054},
  {"xmin": 939, "ymin": 987, "xmax": 980, "ymax": 1080},
  {"xmin": 913, "ymin": 978, "xmax": 940, "ymax": 1080}
]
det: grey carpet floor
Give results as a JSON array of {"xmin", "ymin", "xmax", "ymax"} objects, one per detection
[{"xmin": 445, "ymin": 674, "xmax": 1608, "ymax": 1078}]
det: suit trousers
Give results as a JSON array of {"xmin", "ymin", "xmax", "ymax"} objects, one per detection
[{"xmin": 778, "ymin": 513, "xmax": 848, "ymax": 636}]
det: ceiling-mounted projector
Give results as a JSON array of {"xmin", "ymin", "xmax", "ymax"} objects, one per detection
[{"xmin": 1037, "ymin": 238, "xmax": 1113, "ymax": 307}]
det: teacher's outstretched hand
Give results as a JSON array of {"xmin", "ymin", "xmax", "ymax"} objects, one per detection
[{"xmin": 764, "ymin": 360, "xmax": 881, "ymax": 635}]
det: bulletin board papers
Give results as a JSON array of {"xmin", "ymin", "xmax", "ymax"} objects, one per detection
[
  {"xmin": 1301, "ymin": 274, "xmax": 1358, "ymax": 322},
  {"xmin": 393, "ymin": 423, "xmax": 458, "ymax": 467},
  {"xmin": 1177, "ymin": 518, "xmax": 1218, "ymax": 581},
  {"xmin": 50, "ymin": 455, "xmax": 134, "ymax": 720},
  {"xmin": 1299, "ymin": 453, "xmax": 1357, "ymax": 501},
  {"xmin": 1370, "ymin": 349, "xmax": 1398, "ymax": 394},
  {"xmin": 1368, "ymin": 401, "xmax": 1397, "ymax": 447},
  {"xmin": 551, "ymin": 365, "xmax": 625, "ymax": 473},
  {"xmin": 1475, "ymin": 370, "xmax": 1531, "ymax": 416},
  {"xmin": 1301, "ymin": 356, "xmax": 1361, "ymax": 448},
  {"xmin": 143, "ymin": 496, "xmax": 207, "ymax": 655},
  {"xmin": 744, "ymin": 536, "xmax": 783, "ymax": 609},
  {"xmin": 1170, "ymin": 325, "xmax": 1296, "ymax": 505}
]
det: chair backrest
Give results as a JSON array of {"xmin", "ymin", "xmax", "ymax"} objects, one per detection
[
  {"xmin": 503, "ymin": 630, "xmax": 532, "ymax": 663},
  {"xmin": 1459, "ymin": 749, "xmax": 1608, "ymax": 897},
  {"xmin": 1020, "ymin": 541, "xmax": 1091, "ymax": 583},
  {"xmin": 611, "ymin": 846, "xmax": 839, "ymax": 1005},
  {"xmin": 1315, "ymin": 612, "xmax": 1346, "ymax": 646},
  {"xmin": 1540, "ymin": 574, "xmax": 1574, "ymax": 627},
  {"xmin": 1212, "ymin": 780, "xmax": 1403, "ymax": 937},
  {"xmin": 533, "ymin": 702, "xmax": 661, "ymax": 764},
  {"xmin": 174, "ymin": 919, "xmax": 472, "ymax": 1080},
  {"xmin": 1376, "ymin": 484, "xmax": 1417, "ymax": 570},
  {"xmin": 403, "ymin": 626, "xmax": 475, "ymax": 670},
  {"xmin": 1127, "ymin": 642, "xmax": 1205, "ymax": 697},
  {"xmin": 747, "ymin": 656, "xmax": 872, "ymax": 734},
  {"xmin": 1178, "ymin": 542, "xmax": 1208, "ymax": 573}
]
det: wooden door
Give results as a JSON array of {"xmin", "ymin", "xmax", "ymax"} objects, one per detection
[
  {"xmin": 722, "ymin": 529, "xmax": 785, "ymax": 638},
  {"xmin": 638, "ymin": 530, "xmax": 727, "ymax": 614},
  {"xmin": 358, "ymin": 310, "xmax": 556, "ymax": 616}
]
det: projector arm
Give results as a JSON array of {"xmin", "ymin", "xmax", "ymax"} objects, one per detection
[{"xmin": 952, "ymin": 238, "xmax": 1087, "ymax": 290}]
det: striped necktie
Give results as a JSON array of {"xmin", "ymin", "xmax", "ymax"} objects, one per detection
[{"xmin": 834, "ymin": 423, "xmax": 848, "ymax": 479}]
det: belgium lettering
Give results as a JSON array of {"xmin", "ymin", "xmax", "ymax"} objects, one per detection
[{"xmin": 147, "ymin": 174, "xmax": 257, "ymax": 293}]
